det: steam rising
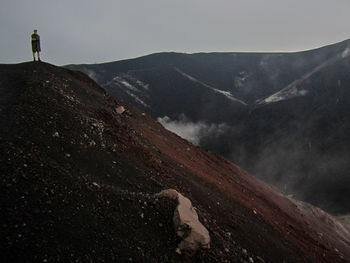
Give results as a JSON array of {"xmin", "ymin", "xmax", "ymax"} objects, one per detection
[
  {"xmin": 158, "ymin": 114, "xmax": 350, "ymax": 214},
  {"xmin": 243, "ymin": 136, "xmax": 350, "ymax": 214},
  {"xmin": 157, "ymin": 115, "xmax": 229, "ymax": 146}
]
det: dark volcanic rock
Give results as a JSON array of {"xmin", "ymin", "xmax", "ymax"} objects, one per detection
[{"xmin": 0, "ymin": 62, "xmax": 349, "ymax": 262}]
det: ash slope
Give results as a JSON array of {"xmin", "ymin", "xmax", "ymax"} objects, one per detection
[
  {"xmin": 0, "ymin": 62, "xmax": 349, "ymax": 263},
  {"xmin": 67, "ymin": 39, "xmax": 350, "ymax": 214}
]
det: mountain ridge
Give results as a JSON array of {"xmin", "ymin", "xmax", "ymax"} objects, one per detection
[{"xmin": 67, "ymin": 38, "xmax": 350, "ymax": 67}]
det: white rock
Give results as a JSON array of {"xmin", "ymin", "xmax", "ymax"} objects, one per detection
[
  {"xmin": 92, "ymin": 182, "xmax": 100, "ymax": 188},
  {"xmin": 156, "ymin": 189, "xmax": 210, "ymax": 253},
  {"xmin": 116, "ymin": 106, "xmax": 126, "ymax": 114}
]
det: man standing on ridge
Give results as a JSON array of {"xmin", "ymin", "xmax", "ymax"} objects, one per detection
[{"xmin": 31, "ymin": 29, "xmax": 41, "ymax": 61}]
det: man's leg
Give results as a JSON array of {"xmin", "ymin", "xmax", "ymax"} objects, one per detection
[
  {"xmin": 33, "ymin": 52, "xmax": 36, "ymax": 61},
  {"xmin": 37, "ymin": 52, "xmax": 41, "ymax": 61}
]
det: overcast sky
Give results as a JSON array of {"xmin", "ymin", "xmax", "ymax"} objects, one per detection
[{"xmin": 1, "ymin": 0, "xmax": 350, "ymax": 65}]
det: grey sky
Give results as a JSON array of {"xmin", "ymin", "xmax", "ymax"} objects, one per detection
[{"xmin": 1, "ymin": 0, "xmax": 350, "ymax": 65}]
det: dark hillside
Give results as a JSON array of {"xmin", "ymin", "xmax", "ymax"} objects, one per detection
[
  {"xmin": 66, "ymin": 39, "xmax": 350, "ymax": 214},
  {"xmin": 0, "ymin": 62, "xmax": 349, "ymax": 262}
]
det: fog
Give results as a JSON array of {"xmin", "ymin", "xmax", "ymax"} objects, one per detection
[
  {"xmin": 158, "ymin": 114, "xmax": 350, "ymax": 214},
  {"xmin": 243, "ymin": 136, "xmax": 350, "ymax": 214}
]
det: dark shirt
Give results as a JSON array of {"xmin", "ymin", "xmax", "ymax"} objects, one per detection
[
  {"xmin": 31, "ymin": 33, "xmax": 40, "ymax": 43},
  {"xmin": 31, "ymin": 33, "xmax": 41, "ymax": 52}
]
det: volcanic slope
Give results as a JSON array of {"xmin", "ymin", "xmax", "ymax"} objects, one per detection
[
  {"xmin": 0, "ymin": 62, "xmax": 349, "ymax": 262},
  {"xmin": 67, "ymin": 39, "xmax": 350, "ymax": 214}
]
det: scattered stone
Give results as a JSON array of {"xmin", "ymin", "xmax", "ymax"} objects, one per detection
[
  {"xmin": 92, "ymin": 182, "xmax": 100, "ymax": 189},
  {"xmin": 52, "ymin": 132, "xmax": 60, "ymax": 138},
  {"xmin": 116, "ymin": 106, "xmax": 126, "ymax": 114},
  {"xmin": 249, "ymin": 257, "xmax": 254, "ymax": 263},
  {"xmin": 242, "ymin": 248, "xmax": 248, "ymax": 255}
]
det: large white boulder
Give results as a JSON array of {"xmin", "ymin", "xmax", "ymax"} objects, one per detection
[{"xmin": 156, "ymin": 189, "xmax": 210, "ymax": 254}]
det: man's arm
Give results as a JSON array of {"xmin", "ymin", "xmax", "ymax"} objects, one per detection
[{"xmin": 31, "ymin": 34, "xmax": 39, "ymax": 41}]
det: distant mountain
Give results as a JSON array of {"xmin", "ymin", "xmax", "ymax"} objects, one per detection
[
  {"xmin": 1, "ymin": 62, "xmax": 350, "ymax": 262},
  {"xmin": 67, "ymin": 39, "xmax": 350, "ymax": 214}
]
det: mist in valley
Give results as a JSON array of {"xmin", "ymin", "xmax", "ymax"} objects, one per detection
[{"xmin": 159, "ymin": 114, "xmax": 350, "ymax": 215}]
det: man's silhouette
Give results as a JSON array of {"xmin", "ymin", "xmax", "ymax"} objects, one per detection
[{"xmin": 31, "ymin": 29, "xmax": 41, "ymax": 61}]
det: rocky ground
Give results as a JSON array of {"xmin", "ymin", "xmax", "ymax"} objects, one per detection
[{"xmin": 0, "ymin": 62, "xmax": 349, "ymax": 262}]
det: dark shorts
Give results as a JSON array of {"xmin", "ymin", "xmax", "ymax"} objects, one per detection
[{"xmin": 32, "ymin": 41, "xmax": 41, "ymax": 52}]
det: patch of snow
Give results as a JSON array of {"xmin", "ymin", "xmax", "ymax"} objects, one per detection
[
  {"xmin": 212, "ymin": 89, "xmax": 232, "ymax": 98},
  {"xmin": 111, "ymin": 76, "xmax": 139, "ymax": 92},
  {"xmin": 262, "ymin": 87, "xmax": 309, "ymax": 104},
  {"xmin": 175, "ymin": 68, "xmax": 200, "ymax": 83},
  {"xmin": 136, "ymin": 80, "xmax": 149, "ymax": 90},
  {"xmin": 120, "ymin": 80, "xmax": 137, "ymax": 91},
  {"xmin": 85, "ymin": 69, "xmax": 98, "ymax": 81},
  {"xmin": 174, "ymin": 67, "xmax": 247, "ymax": 106},
  {"xmin": 124, "ymin": 74, "xmax": 150, "ymax": 91},
  {"xmin": 257, "ymin": 53, "xmax": 343, "ymax": 105},
  {"xmin": 101, "ymin": 74, "xmax": 151, "ymax": 108},
  {"xmin": 125, "ymin": 90, "xmax": 150, "ymax": 108},
  {"xmin": 103, "ymin": 74, "xmax": 150, "ymax": 99},
  {"xmin": 212, "ymin": 88, "xmax": 247, "ymax": 105}
]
